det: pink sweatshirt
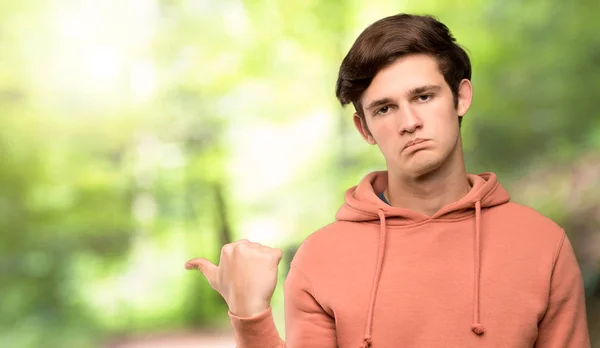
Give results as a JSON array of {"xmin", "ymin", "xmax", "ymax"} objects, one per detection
[{"xmin": 229, "ymin": 171, "xmax": 590, "ymax": 347}]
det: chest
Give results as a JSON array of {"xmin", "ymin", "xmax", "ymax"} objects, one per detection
[{"xmin": 323, "ymin": 230, "xmax": 548, "ymax": 347}]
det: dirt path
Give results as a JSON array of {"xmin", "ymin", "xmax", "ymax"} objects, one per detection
[{"xmin": 105, "ymin": 332, "xmax": 236, "ymax": 348}]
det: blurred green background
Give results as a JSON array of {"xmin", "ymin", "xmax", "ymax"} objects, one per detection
[{"xmin": 1, "ymin": 0, "xmax": 599, "ymax": 347}]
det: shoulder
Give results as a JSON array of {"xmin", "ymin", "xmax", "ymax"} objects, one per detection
[
  {"xmin": 487, "ymin": 201, "xmax": 566, "ymax": 250},
  {"xmin": 288, "ymin": 220, "xmax": 358, "ymax": 271},
  {"xmin": 493, "ymin": 201, "xmax": 563, "ymax": 230}
]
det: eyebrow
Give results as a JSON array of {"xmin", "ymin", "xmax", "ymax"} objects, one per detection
[
  {"xmin": 364, "ymin": 97, "xmax": 394, "ymax": 113},
  {"xmin": 408, "ymin": 84, "xmax": 442, "ymax": 96},
  {"xmin": 364, "ymin": 85, "xmax": 443, "ymax": 113}
]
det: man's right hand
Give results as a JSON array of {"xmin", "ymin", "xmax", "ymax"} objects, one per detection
[{"xmin": 185, "ymin": 239, "xmax": 283, "ymax": 318}]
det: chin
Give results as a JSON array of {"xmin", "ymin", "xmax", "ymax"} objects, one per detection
[{"xmin": 395, "ymin": 153, "xmax": 444, "ymax": 178}]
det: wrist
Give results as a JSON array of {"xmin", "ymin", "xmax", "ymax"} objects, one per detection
[{"xmin": 229, "ymin": 301, "xmax": 270, "ymax": 318}]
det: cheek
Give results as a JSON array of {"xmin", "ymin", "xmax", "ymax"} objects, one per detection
[
  {"xmin": 371, "ymin": 121, "xmax": 395, "ymax": 145},
  {"xmin": 372, "ymin": 129, "xmax": 400, "ymax": 158},
  {"xmin": 428, "ymin": 100, "xmax": 455, "ymax": 117},
  {"xmin": 427, "ymin": 103, "xmax": 458, "ymax": 130}
]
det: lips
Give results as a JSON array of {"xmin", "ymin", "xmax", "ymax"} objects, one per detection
[{"xmin": 403, "ymin": 138, "xmax": 429, "ymax": 150}]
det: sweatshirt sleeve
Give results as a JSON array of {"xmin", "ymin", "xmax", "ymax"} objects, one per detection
[
  {"xmin": 535, "ymin": 232, "xmax": 591, "ymax": 348},
  {"xmin": 228, "ymin": 263, "xmax": 337, "ymax": 348}
]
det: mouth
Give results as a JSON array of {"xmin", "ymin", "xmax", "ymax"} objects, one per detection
[{"xmin": 403, "ymin": 138, "xmax": 429, "ymax": 150}]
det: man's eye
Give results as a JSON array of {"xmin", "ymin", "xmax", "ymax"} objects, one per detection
[
  {"xmin": 376, "ymin": 106, "xmax": 390, "ymax": 115},
  {"xmin": 416, "ymin": 94, "xmax": 432, "ymax": 102}
]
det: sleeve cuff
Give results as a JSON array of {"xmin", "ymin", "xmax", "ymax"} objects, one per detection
[{"xmin": 228, "ymin": 307, "xmax": 283, "ymax": 348}]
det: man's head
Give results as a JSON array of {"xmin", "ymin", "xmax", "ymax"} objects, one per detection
[{"xmin": 335, "ymin": 14, "xmax": 473, "ymax": 178}]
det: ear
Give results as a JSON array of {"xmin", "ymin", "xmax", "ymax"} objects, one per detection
[
  {"xmin": 456, "ymin": 79, "xmax": 473, "ymax": 117},
  {"xmin": 353, "ymin": 113, "xmax": 376, "ymax": 145}
]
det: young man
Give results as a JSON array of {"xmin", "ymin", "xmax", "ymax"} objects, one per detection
[{"xmin": 185, "ymin": 14, "xmax": 590, "ymax": 347}]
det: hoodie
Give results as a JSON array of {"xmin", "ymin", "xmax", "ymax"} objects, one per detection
[{"xmin": 229, "ymin": 171, "xmax": 590, "ymax": 347}]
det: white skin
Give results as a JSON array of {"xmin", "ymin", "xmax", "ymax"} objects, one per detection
[
  {"xmin": 354, "ymin": 53, "xmax": 473, "ymax": 216},
  {"xmin": 186, "ymin": 52, "xmax": 473, "ymax": 317},
  {"xmin": 185, "ymin": 239, "xmax": 282, "ymax": 317}
]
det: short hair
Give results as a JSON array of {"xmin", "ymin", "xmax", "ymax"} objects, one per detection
[{"xmin": 335, "ymin": 14, "xmax": 471, "ymax": 126}]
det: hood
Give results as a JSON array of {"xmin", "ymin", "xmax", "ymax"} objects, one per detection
[
  {"xmin": 337, "ymin": 171, "xmax": 510, "ymax": 224},
  {"xmin": 338, "ymin": 171, "xmax": 510, "ymax": 348}
]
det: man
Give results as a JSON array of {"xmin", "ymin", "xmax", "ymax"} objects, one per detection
[{"xmin": 185, "ymin": 14, "xmax": 590, "ymax": 347}]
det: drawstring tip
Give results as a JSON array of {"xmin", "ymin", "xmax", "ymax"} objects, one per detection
[
  {"xmin": 360, "ymin": 335, "xmax": 372, "ymax": 348},
  {"xmin": 471, "ymin": 324, "xmax": 485, "ymax": 335}
]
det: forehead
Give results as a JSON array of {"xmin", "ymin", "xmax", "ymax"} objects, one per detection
[{"xmin": 362, "ymin": 54, "xmax": 447, "ymax": 103}]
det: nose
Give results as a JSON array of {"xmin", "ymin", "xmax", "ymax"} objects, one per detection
[{"xmin": 397, "ymin": 104, "xmax": 423, "ymax": 135}]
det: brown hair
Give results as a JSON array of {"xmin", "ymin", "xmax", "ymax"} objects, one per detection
[{"xmin": 335, "ymin": 14, "xmax": 471, "ymax": 126}]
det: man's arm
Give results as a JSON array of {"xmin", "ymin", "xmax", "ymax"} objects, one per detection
[
  {"xmin": 229, "ymin": 264, "xmax": 337, "ymax": 348},
  {"xmin": 535, "ymin": 232, "xmax": 590, "ymax": 347},
  {"xmin": 186, "ymin": 240, "xmax": 336, "ymax": 348}
]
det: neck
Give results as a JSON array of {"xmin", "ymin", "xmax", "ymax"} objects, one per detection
[{"xmin": 385, "ymin": 144, "xmax": 471, "ymax": 216}]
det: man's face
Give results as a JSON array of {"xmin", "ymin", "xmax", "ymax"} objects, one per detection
[{"xmin": 354, "ymin": 53, "xmax": 472, "ymax": 178}]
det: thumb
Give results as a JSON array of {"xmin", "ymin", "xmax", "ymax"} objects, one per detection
[{"xmin": 185, "ymin": 257, "xmax": 218, "ymax": 283}]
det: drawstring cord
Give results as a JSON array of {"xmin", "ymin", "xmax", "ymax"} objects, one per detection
[
  {"xmin": 360, "ymin": 201, "xmax": 485, "ymax": 347},
  {"xmin": 360, "ymin": 209, "xmax": 388, "ymax": 348},
  {"xmin": 471, "ymin": 200, "xmax": 485, "ymax": 335}
]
